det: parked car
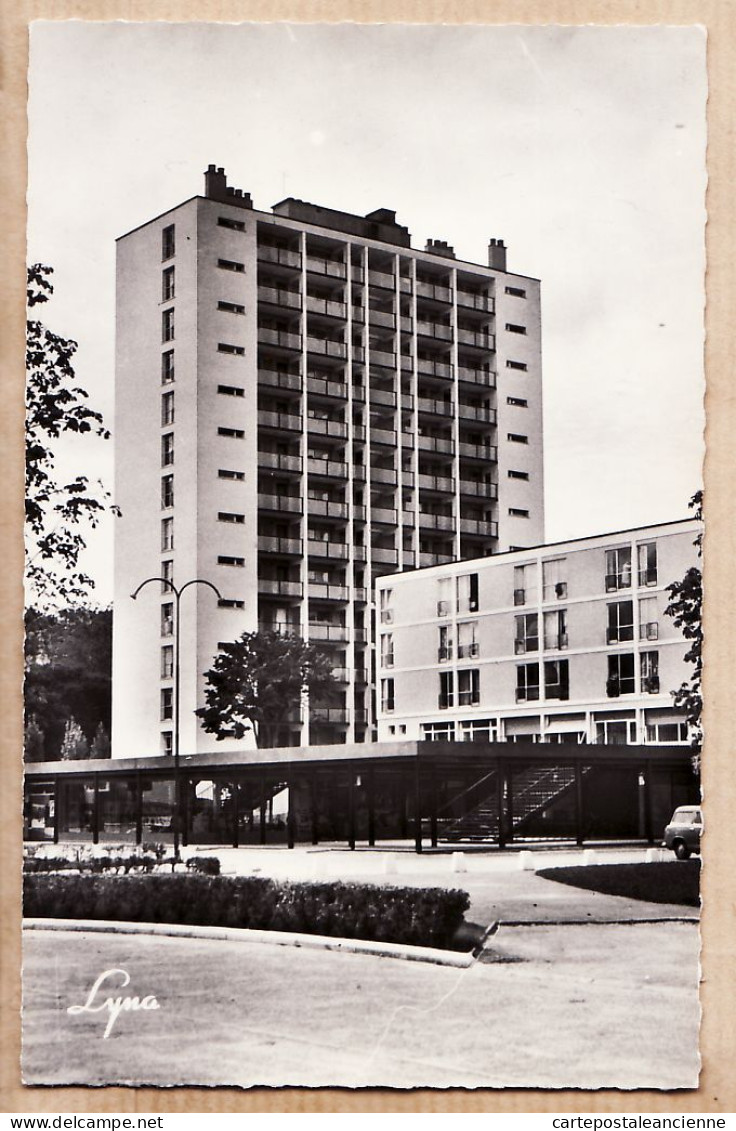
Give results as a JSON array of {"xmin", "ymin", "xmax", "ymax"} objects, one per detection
[{"xmin": 663, "ymin": 806, "xmax": 702, "ymax": 859}]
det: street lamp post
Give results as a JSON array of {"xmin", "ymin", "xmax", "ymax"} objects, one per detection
[{"xmin": 131, "ymin": 577, "xmax": 222, "ymax": 856}]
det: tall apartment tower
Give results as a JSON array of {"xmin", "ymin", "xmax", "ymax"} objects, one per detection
[{"xmin": 112, "ymin": 166, "xmax": 544, "ymax": 758}]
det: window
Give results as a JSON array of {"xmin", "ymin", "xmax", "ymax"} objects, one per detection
[
  {"xmin": 218, "ymin": 258, "xmax": 245, "ymax": 272},
  {"xmin": 438, "ymin": 625, "xmax": 453, "ymax": 662},
  {"xmin": 162, "ymin": 308, "xmax": 175, "ymax": 342},
  {"xmin": 595, "ymin": 718, "xmax": 636, "ymax": 745},
  {"xmin": 162, "ymin": 267, "xmax": 175, "ymax": 301},
  {"xmin": 458, "ymin": 621, "xmax": 479, "ymax": 659},
  {"xmin": 218, "ymin": 511, "xmax": 245, "ymax": 524},
  {"xmin": 218, "ymin": 384, "xmax": 245, "ymax": 397},
  {"xmin": 460, "ymin": 719, "xmax": 497, "ymax": 742},
  {"xmin": 509, "ymin": 507, "xmax": 529, "ymax": 518},
  {"xmin": 161, "ymin": 560, "xmax": 173, "ymax": 593},
  {"xmin": 161, "ymin": 603, "xmax": 174, "ymax": 637},
  {"xmin": 161, "ymin": 645, "xmax": 174, "ymax": 679},
  {"xmin": 505, "ymin": 286, "xmax": 527, "ymax": 298},
  {"xmin": 218, "ymin": 427, "xmax": 245, "ymax": 439},
  {"xmin": 544, "ymin": 659, "xmax": 569, "ymax": 701},
  {"xmin": 380, "ymin": 587, "xmax": 394, "ymax": 623},
  {"xmin": 607, "ymin": 600, "xmax": 634, "ymax": 643},
  {"xmin": 162, "ymin": 225, "xmax": 175, "ymax": 261},
  {"xmin": 218, "ymin": 300, "xmax": 245, "ymax": 314},
  {"xmin": 507, "ymin": 433, "xmax": 528, "ymax": 444},
  {"xmin": 457, "ymin": 668, "xmax": 480, "ymax": 706},
  {"xmin": 380, "ymin": 633, "xmax": 394, "ymax": 668},
  {"xmin": 218, "ymin": 216, "xmax": 246, "ymax": 231},
  {"xmin": 161, "ymin": 433, "xmax": 174, "ymax": 467},
  {"xmin": 161, "ymin": 350, "xmax": 175, "ymax": 384},
  {"xmin": 218, "ymin": 598, "xmax": 245, "ymax": 609},
  {"xmin": 438, "ymin": 671, "xmax": 454, "ymax": 709},
  {"xmin": 515, "ymin": 613, "xmax": 539, "ymax": 654},
  {"xmin": 422, "ymin": 721, "xmax": 456, "ymax": 741},
  {"xmin": 516, "ymin": 663, "xmax": 540, "ymax": 702},
  {"xmin": 506, "ymin": 360, "xmax": 527, "ymax": 371},
  {"xmin": 381, "ymin": 678, "xmax": 395, "ymax": 713},
  {"xmin": 507, "ymin": 396, "xmax": 528, "ymax": 407},
  {"xmin": 605, "ymin": 546, "xmax": 632, "ymax": 591},
  {"xmin": 513, "ymin": 562, "xmax": 535, "ymax": 606},
  {"xmin": 219, "ymin": 468, "xmax": 245, "ymax": 481},
  {"xmin": 543, "ymin": 609, "xmax": 568, "ymax": 650},
  {"xmin": 508, "ymin": 469, "xmax": 529, "ymax": 481},
  {"xmin": 638, "ymin": 542, "xmax": 658, "ymax": 587},
  {"xmin": 646, "ymin": 720, "xmax": 688, "ymax": 744},
  {"xmin": 542, "ymin": 558, "xmax": 567, "ymax": 600},
  {"xmin": 437, "ymin": 576, "xmax": 452, "ymax": 617},
  {"xmin": 161, "ymin": 391, "xmax": 175, "ymax": 426},
  {"xmin": 218, "ymin": 555, "xmax": 245, "ymax": 567},
  {"xmin": 639, "ymin": 595, "xmax": 659, "ymax": 640},
  {"xmin": 506, "ymin": 323, "xmax": 527, "ymax": 334},
  {"xmin": 607, "ymin": 653, "xmax": 635, "ymax": 697},
  {"xmin": 457, "ymin": 572, "xmax": 479, "ymax": 613},
  {"xmin": 161, "ymin": 474, "xmax": 174, "ymax": 509},
  {"xmin": 160, "ymin": 688, "xmax": 173, "ymax": 721},
  {"xmin": 161, "ymin": 731, "xmax": 173, "ymax": 756},
  {"xmin": 218, "ymin": 343, "xmax": 245, "ymax": 356},
  {"xmin": 641, "ymin": 650, "xmax": 660, "ymax": 694},
  {"xmin": 161, "ymin": 517, "xmax": 174, "ymax": 552}
]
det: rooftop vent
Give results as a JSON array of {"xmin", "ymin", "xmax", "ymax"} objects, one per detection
[{"xmin": 425, "ymin": 238, "xmax": 455, "ymax": 258}]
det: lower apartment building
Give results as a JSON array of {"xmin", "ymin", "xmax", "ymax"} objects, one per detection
[{"xmin": 374, "ymin": 518, "xmax": 699, "ymax": 747}]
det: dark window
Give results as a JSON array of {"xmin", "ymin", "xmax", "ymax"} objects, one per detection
[
  {"xmin": 506, "ymin": 360, "xmax": 527, "ymax": 371},
  {"xmin": 162, "ymin": 308, "xmax": 175, "ymax": 342},
  {"xmin": 218, "ymin": 300, "xmax": 245, "ymax": 315},
  {"xmin": 544, "ymin": 659, "xmax": 569, "ymax": 700},
  {"xmin": 607, "ymin": 600, "xmax": 634, "ymax": 643},
  {"xmin": 515, "ymin": 613, "xmax": 538, "ymax": 654},
  {"xmin": 161, "ymin": 518, "xmax": 174, "ymax": 552},
  {"xmin": 457, "ymin": 668, "xmax": 480, "ymax": 706},
  {"xmin": 218, "ymin": 343, "xmax": 245, "ymax": 356},
  {"xmin": 438, "ymin": 671, "xmax": 454, "ymax": 709},
  {"xmin": 218, "ymin": 384, "xmax": 245, "ymax": 397},
  {"xmin": 218, "ymin": 469, "xmax": 245, "ymax": 480},
  {"xmin": 162, "ymin": 225, "xmax": 175, "ymax": 261},
  {"xmin": 508, "ymin": 469, "xmax": 529, "ymax": 480},
  {"xmin": 160, "ymin": 603, "xmax": 174, "ymax": 637},
  {"xmin": 507, "ymin": 433, "xmax": 528, "ymax": 444},
  {"xmin": 218, "ymin": 216, "xmax": 246, "ymax": 231},
  {"xmin": 218, "ymin": 512, "xmax": 245, "ymax": 524},
  {"xmin": 218, "ymin": 427, "xmax": 244, "ymax": 439},
  {"xmin": 638, "ymin": 542, "xmax": 658, "ymax": 587},
  {"xmin": 506, "ymin": 323, "xmax": 527, "ymax": 335},
  {"xmin": 641, "ymin": 650, "xmax": 660, "ymax": 694},
  {"xmin": 218, "ymin": 555, "xmax": 245, "ymax": 567},
  {"xmin": 509, "ymin": 507, "xmax": 529, "ymax": 518},
  {"xmin": 218, "ymin": 598, "xmax": 245, "ymax": 609},
  {"xmin": 162, "ymin": 266, "xmax": 175, "ymax": 301},
  {"xmin": 516, "ymin": 663, "xmax": 540, "ymax": 702},
  {"xmin": 161, "ymin": 391, "xmax": 175, "ymax": 426},
  {"xmin": 505, "ymin": 286, "xmax": 526, "ymax": 298},
  {"xmin": 161, "ymin": 350, "xmax": 175, "ymax": 384},
  {"xmin": 605, "ymin": 547, "xmax": 632, "ymax": 591},
  {"xmin": 507, "ymin": 396, "xmax": 528, "ymax": 407},
  {"xmin": 161, "ymin": 433, "xmax": 174, "ymax": 467},
  {"xmin": 161, "ymin": 474, "xmax": 174, "ymax": 509},
  {"xmin": 160, "ymin": 688, "xmax": 173, "ymax": 721},
  {"xmin": 218, "ymin": 258, "xmax": 245, "ymax": 273},
  {"xmin": 607, "ymin": 653, "xmax": 635, "ymax": 697}
]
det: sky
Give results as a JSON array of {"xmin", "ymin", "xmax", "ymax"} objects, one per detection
[{"xmin": 27, "ymin": 22, "xmax": 707, "ymax": 608}]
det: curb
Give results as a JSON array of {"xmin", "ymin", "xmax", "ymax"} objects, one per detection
[
  {"xmin": 22, "ymin": 918, "xmax": 475, "ymax": 969},
  {"xmin": 496, "ymin": 916, "xmax": 699, "ymax": 927}
]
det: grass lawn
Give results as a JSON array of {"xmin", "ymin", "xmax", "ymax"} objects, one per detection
[{"xmin": 536, "ymin": 860, "xmax": 700, "ymax": 907}]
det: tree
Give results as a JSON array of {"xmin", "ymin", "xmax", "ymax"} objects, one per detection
[
  {"xmin": 26, "ymin": 264, "xmax": 117, "ymax": 608},
  {"xmin": 664, "ymin": 490, "xmax": 703, "ymax": 765},
  {"xmin": 90, "ymin": 721, "xmax": 111, "ymax": 759},
  {"xmin": 196, "ymin": 631, "xmax": 338, "ymax": 748},
  {"xmin": 24, "ymin": 715, "xmax": 46, "ymax": 763},
  {"xmin": 60, "ymin": 717, "xmax": 89, "ymax": 761}
]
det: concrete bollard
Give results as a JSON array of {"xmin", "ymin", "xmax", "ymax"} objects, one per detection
[
  {"xmin": 518, "ymin": 850, "xmax": 536, "ymax": 871},
  {"xmin": 383, "ymin": 854, "xmax": 398, "ymax": 874},
  {"xmin": 583, "ymin": 849, "xmax": 598, "ymax": 867},
  {"xmin": 452, "ymin": 852, "xmax": 467, "ymax": 873},
  {"xmin": 645, "ymin": 847, "xmax": 660, "ymax": 864}
]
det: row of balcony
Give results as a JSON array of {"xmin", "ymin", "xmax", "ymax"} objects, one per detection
[
  {"xmin": 257, "ymin": 327, "xmax": 496, "ymax": 359},
  {"xmin": 257, "ymin": 362, "xmax": 497, "ymax": 391},
  {"xmin": 257, "ymin": 578, "xmax": 367, "ymax": 603},
  {"xmin": 257, "ymin": 452, "xmax": 499, "ymax": 487},
  {"xmin": 257, "ymin": 620, "xmax": 367, "ymax": 645}
]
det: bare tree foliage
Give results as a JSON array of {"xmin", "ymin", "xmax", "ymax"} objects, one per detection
[{"xmin": 665, "ymin": 490, "xmax": 703, "ymax": 766}]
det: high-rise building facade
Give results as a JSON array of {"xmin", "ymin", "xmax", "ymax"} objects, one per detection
[{"xmin": 112, "ymin": 166, "xmax": 544, "ymax": 758}]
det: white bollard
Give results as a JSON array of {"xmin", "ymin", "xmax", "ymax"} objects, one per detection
[
  {"xmin": 518, "ymin": 850, "xmax": 536, "ymax": 871},
  {"xmin": 583, "ymin": 849, "xmax": 598, "ymax": 867},
  {"xmin": 452, "ymin": 851, "xmax": 467, "ymax": 873},
  {"xmin": 383, "ymin": 853, "xmax": 398, "ymax": 874},
  {"xmin": 645, "ymin": 847, "xmax": 660, "ymax": 864}
]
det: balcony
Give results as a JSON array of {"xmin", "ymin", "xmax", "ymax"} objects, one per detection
[
  {"xmin": 307, "ymin": 457, "xmax": 348, "ymax": 479},
  {"xmin": 459, "ymin": 479, "xmax": 497, "ymax": 499},
  {"xmin": 258, "ymin": 578, "xmax": 303, "ymax": 598},
  {"xmin": 258, "ymin": 451, "xmax": 302, "ymax": 473},
  {"xmin": 258, "ymin": 327, "xmax": 302, "ymax": 351},
  {"xmin": 309, "ymin": 623, "xmax": 349, "ymax": 642},
  {"xmin": 417, "ymin": 396, "xmax": 454, "ymax": 418},
  {"xmin": 258, "ymin": 409, "xmax": 302, "ymax": 432},
  {"xmin": 418, "ymin": 434, "xmax": 454, "ymax": 455},
  {"xmin": 307, "ymin": 295, "xmax": 347, "ymax": 319},
  {"xmin": 307, "ymin": 336, "xmax": 347, "ymax": 360},
  {"xmin": 258, "ymin": 369, "xmax": 302, "ymax": 392},
  {"xmin": 457, "ymin": 404, "xmax": 497, "ymax": 424},
  {"xmin": 306, "ymin": 256, "xmax": 346, "ymax": 279},
  {"xmin": 258, "ymin": 536, "xmax": 302, "ymax": 555},
  {"xmin": 372, "ymin": 507, "xmax": 398, "ymax": 525},
  {"xmin": 257, "ymin": 245, "xmax": 301, "ymax": 269},
  {"xmin": 307, "ymin": 539, "xmax": 349, "ymax": 560},
  {"xmin": 399, "ymin": 316, "xmax": 413, "ymax": 333},
  {"xmin": 401, "ymin": 470, "xmax": 415, "ymax": 488},
  {"xmin": 369, "ymin": 387, "xmax": 397, "ymax": 408},
  {"xmin": 369, "ymin": 309, "xmax": 396, "ymax": 329},
  {"xmin": 460, "ymin": 517, "xmax": 498, "ymax": 537},
  {"xmin": 258, "ymin": 621, "xmax": 301, "ymax": 637},
  {"xmin": 307, "ymin": 415, "xmax": 348, "ymax": 439},
  {"xmin": 416, "ymin": 280, "xmax": 451, "ymax": 303},
  {"xmin": 351, "ymin": 305, "xmax": 365, "ymax": 323},
  {"xmin": 370, "ymin": 466, "xmax": 397, "ymax": 485},
  {"xmin": 372, "ymin": 547, "xmax": 399, "ymax": 565},
  {"xmin": 457, "ymin": 328, "xmax": 495, "ymax": 350},
  {"xmin": 457, "ymin": 366, "xmax": 496, "ymax": 388},
  {"xmin": 311, "ymin": 707, "xmax": 350, "ymax": 724},
  {"xmin": 458, "ymin": 441, "xmax": 497, "ymax": 461},
  {"xmin": 420, "ymin": 552, "xmax": 454, "ymax": 567},
  {"xmin": 308, "ymin": 582, "xmax": 350, "ymax": 602},
  {"xmin": 307, "ymin": 498, "xmax": 348, "ymax": 520},
  {"xmin": 417, "ymin": 320, "xmax": 452, "ymax": 342},
  {"xmin": 370, "ymin": 348, "xmax": 396, "ymax": 369},
  {"xmin": 257, "ymin": 493, "xmax": 303, "ymax": 514},
  {"xmin": 370, "ymin": 426, "xmax": 397, "ymax": 446},
  {"xmin": 417, "ymin": 359, "xmax": 453, "ymax": 380},
  {"xmin": 419, "ymin": 511, "xmax": 454, "ymax": 532},
  {"xmin": 456, "ymin": 291, "xmax": 494, "ymax": 313},
  {"xmin": 368, "ymin": 268, "xmax": 395, "ymax": 290},
  {"xmin": 307, "ymin": 374, "xmax": 348, "ymax": 400},
  {"xmin": 418, "ymin": 473, "xmax": 455, "ymax": 493},
  {"xmin": 258, "ymin": 286, "xmax": 301, "ymax": 310}
]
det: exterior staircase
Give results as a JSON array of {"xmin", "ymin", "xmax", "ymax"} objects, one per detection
[{"xmin": 438, "ymin": 764, "xmax": 583, "ymax": 843}]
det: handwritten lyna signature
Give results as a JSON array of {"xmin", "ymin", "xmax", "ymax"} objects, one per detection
[{"xmin": 67, "ymin": 968, "xmax": 161, "ymax": 1039}]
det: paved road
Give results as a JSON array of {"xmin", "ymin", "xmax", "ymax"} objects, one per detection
[{"xmin": 22, "ymin": 923, "xmax": 700, "ymax": 1090}]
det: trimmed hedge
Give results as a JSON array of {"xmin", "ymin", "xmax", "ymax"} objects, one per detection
[
  {"xmin": 23, "ymin": 855, "xmax": 221, "ymax": 877},
  {"xmin": 537, "ymin": 861, "xmax": 701, "ymax": 908},
  {"xmin": 23, "ymin": 873, "xmax": 470, "ymax": 949}
]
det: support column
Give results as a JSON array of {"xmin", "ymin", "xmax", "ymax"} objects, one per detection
[
  {"xmin": 347, "ymin": 768, "xmax": 356, "ymax": 851},
  {"xmin": 310, "ymin": 774, "xmax": 319, "ymax": 846},
  {"xmin": 259, "ymin": 775, "xmax": 267, "ymax": 845},
  {"xmin": 496, "ymin": 758, "xmax": 506, "ymax": 849},
  {"xmin": 506, "ymin": 763, "xmax": 515, "ymax": 845},
  {"xmin": 287, "ymin": 776, "xmax": 296, "ymax": 850},
  {"xmin": 399, "ymin": 771, "xmax": 409, "ymax": 839},
  {"xmin": 429, "ymin": 766, "xmax": 438, "ymax": 848},
  {"xmin": 53, "ymin": 779, "xmax": 60, "ymax": 846},
  {"xmin": 367, "ymin": 766, "xmax": 376, "ymax": 847},
  {"xmin": 414, "ymin": 761, "xmax": 423, "ymax": 854},
  {"xmin": 232, "ymin": 778, "xmax": 240, "ymax": 849},
  {"xmin": 92, "ymin": 774, "xmax": 100, "ymax": 845},
  {"xmin": 575, "ymin": 760, "xmax": 585, "ymax": 846},
  {"xmin": 181, "ymin": 775, "xmax": 189, "ymax": 848},
  {"xmin": 643, "ymin": 762, "xmax": 654, "ymax": 845},
  {"xmin": 135, "ymin": 771, "xmax": 143, "ymax": 846}
]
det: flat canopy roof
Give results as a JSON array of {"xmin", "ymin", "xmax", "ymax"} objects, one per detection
[{"xmin": 25, "ymin": 740, "xmax": 694, "ymax": 779}]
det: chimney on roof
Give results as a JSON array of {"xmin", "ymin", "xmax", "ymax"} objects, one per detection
[
  {"xmin": 205, "ymin": 165, "xmax": 228, "ymax": 201},
  {"xmin": 488, "ymin": 238, "xmax": 507, "ymax": 271},
  {"xmin": 424, "ymin": 238, "xmax": 455, "ymax": 259}
]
